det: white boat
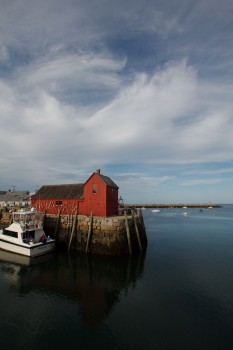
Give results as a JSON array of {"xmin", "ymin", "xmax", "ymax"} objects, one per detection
[
  {"xmin": 152, "ymin": 209, "xmax": 160, "ymax": 213},
  {"xmin": 0, "ymin": 209, "xmax": 55, "ymax": 257}
]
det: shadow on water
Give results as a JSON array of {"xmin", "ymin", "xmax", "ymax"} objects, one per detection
[{"xmin": 0, "ymin": 249, "xmax": 146, "ymax": 329}]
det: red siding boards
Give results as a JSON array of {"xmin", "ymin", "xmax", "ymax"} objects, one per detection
[{"xmin": 31, "ymin": 170, "xmax": 119, "ymax": 217}]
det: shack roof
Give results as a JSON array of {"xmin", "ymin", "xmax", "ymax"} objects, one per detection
[
  {"xmin": 32, "ymin": 184, "xmax": 84, "ymax": 200},
  {"xmin": 32, "ymin": 172, "xmax": 118, "ymax": 200},
  {"xmin": 96, "ymin": 173, "xmax": 119, "ymax": 189}
]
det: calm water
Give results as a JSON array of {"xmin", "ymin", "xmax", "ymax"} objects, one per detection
[{"xmin": 1, "ymin": 205, "xmax": 233, "ymax": 350}]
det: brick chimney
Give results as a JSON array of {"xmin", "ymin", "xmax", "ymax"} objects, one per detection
[{"xmin": 96, "ymin": 169, "xmax": 100, "ymax": 174}]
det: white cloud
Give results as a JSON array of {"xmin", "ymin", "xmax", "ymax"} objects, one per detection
[
  {"xmin": 84, "ymin": 60, "xmax": 198, "ymax": 150},
  {"xmin": 0, "ymin": 56, "xmax": 233, "ymax": 189},
  {"xmin": 21, "ymin": 53, "xmax": 125, "ymax": 93}
]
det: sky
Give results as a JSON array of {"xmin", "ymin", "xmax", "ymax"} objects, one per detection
[{"xmin": 0, "ymin": 0, "xmax": 233, "ymax": 204}]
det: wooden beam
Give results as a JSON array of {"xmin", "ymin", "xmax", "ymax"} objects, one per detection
[
  {"xmin": 124, "ymin": 211, "xmax": 132, "ymax": 255},
  {"xmin": 85, "ymin": 212, "xmax": 93, "ymax": 253},
  {"xmin": 131, "ymin": 210, "xmax": 142, "ymax": 251},
  {"xmin": 68, "ymin": 210, "xmax": 78, "ymax": 252}
]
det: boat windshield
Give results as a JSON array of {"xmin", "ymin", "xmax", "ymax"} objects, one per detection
[{"xmin": 13, "ymin": 211, "xmax": 44, "ymax": 230}]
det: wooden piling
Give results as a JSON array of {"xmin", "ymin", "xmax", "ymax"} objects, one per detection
[
  {"xmin": 68, "ymin": 210, "xmax": 78, "ymax": 252},
  {"xmin": 138, "ymin": 209, "xmax": 146, "ymax": 236},
  {"xmin": 85, "ymin": 212, "xmax": 93, "ymax": 253},
  {"xmin": 124, "ymin": 210, "xmax": 132, "ymax": 255},
  {"xmin": 131, "ymin": 210, "xmax": 142, "ymax": 251},
  {"xmin": 43, "ymin": 210, "xmax": 47, "ymax": 227},
  {"xmin": 54, "ymin": 209, "xmax": 61, "ymax": 239}
]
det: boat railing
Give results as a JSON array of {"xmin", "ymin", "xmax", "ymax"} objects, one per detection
[
  {"xmin": 19, "ymin": 221, "xmax": 43, "ymax": 230},
  {"xmin": 13, "ymin": 212, "xmax": 44, "ymax": 231}
]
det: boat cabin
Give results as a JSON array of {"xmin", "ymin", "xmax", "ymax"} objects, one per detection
[{"xmin": 3, "ymin": 210, "xmax": 45, "ymax": 244}]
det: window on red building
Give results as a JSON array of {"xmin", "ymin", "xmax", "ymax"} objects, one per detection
[{"xmin": 92, "ymin": 184, "xmax": 97, "ymax": 193}]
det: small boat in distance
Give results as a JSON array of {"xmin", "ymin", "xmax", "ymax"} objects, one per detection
[
  {"xmin": 0, "ymin": 208, "xmax": 55, "ymax": 257},
  {"xmin": 152, "ymin": 209, "xmax": 160, "ymax": 213}
]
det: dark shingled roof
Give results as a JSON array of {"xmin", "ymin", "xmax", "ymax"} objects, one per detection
[
  {"xmin": 32, "ymin": 184, "xmax": 84, "ymax": 200},
  {"xmin": 32, "ymin": 172, "xmax": 118, "ymax": 200},
  {"xmin": 96, "ymin": 173, "xmax": 119, "ymax": 189}
]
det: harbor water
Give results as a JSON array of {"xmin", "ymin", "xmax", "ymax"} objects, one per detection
[{"xmin": 1, "ymin": 205, "xmax": 233, "ymax": 349}]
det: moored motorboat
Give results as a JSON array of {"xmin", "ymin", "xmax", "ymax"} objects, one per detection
[{"xmin": 0, "ymin": 209, "xmax": 55, "ymax": 257}]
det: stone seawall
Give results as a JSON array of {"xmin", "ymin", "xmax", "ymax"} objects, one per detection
[{"xmin": 44, "ymin": 211, "xmax": 147, "ymax": 255}]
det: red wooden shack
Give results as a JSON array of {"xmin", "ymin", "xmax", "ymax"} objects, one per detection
[{"xmin": 31, "ymin": 169, "xmax": 119, "ymax": 217}]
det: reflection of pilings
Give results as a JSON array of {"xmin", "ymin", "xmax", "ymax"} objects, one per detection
[
  {"xmin": 126, "ymin": 255, "xmax": 132, "ymax": 293},
  {"xmin": 16, "ymin": 250, "xmax": 147, "ymax": 329},
  {"xmin": 136, "ymin": 251, "xmax": 144, "ymax": 279}
]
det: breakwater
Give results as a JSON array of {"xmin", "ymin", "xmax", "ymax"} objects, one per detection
[{"xmin": 123, "ymin": 203, "xmax": 221, "ymax": 208}]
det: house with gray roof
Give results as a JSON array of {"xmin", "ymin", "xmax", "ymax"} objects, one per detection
[{"xmin": 0, "ymin": 191, "xmax": 30, "ymax": 208}]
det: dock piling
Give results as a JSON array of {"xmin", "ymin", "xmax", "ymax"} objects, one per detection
[
  {"xmin": 54, "ymin": 209, "xmax": 61, "ymax": 239},
  {"xmin": 131, "ymin": 210, "xmax": 142, "ymax": 251},
  {"xmin": 124, "ymin": 211, "xmax": 132, "ymax": 255},
  {"xmin": 85, "ymin": 212, "xmax": 93, "ymax": 253},
  {"xmin": 68, "ymin": 210, "xmax": 78, "ymax": 252}
]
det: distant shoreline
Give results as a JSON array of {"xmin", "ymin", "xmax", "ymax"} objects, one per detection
[{"xmin": 122, "ymin": 204, "xmax": 221, "ymax": 208}]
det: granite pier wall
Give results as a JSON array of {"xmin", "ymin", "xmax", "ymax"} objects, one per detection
[{"xmin": 44, "ymin": 211, "xmax": 147, "ymax": 255}]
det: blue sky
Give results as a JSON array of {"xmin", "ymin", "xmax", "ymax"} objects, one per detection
[{"xmin": 0, "ymin": 0, "xmax": 233, "ymax": 204}]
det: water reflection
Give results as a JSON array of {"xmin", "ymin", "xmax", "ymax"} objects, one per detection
[{"xmin": 0, "ymin": 250, "xmax": 146, "ymax": 329}]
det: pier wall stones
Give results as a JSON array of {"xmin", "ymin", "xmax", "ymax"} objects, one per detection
[{"xmin": 44, "ymin": 212, "xmax": 147, "ymax": 255}]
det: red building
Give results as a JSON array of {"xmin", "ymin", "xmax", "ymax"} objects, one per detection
[{"xmin": 31, "ymin": 169, "xmax": 119, "ymax": 217}]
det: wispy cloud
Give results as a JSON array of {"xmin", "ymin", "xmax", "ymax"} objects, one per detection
[
  {"xmin": 181, "ymin": 179, "xmax": 223, "ymax": 186},
  {"xmin": 184, "ymin": 168, "xmax": 233, "ymax": 176}
]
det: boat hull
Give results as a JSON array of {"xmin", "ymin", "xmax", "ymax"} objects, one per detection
[
  {"xmin": 0, "ymin": 238, "xmax": 56, "ymax": 257},
  {"xmin": 0, "ymin": 249, "xmax": 55, "ymax": 266}
]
